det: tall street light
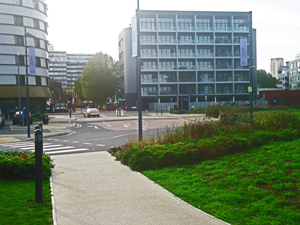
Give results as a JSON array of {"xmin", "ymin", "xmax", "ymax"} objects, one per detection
[
  {"xmin": 24, "ymin": 27, "xmax": 36, "ymax": 137},
  {"xmin": 136, "ymin": 0, "xmax": 143, "ymax": 141},
  {"xmin": 17, "ymin": 52, "xmax": 21, "ymax": 126}
]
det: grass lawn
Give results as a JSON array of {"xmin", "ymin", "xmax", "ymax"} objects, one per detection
[
  {"xmin": 143, "ymin": 139, "xmax": 300, "ymax": 225},
  {"xmin": 0, "ymin": 179, "xmax": 53, "ymax": 225}
]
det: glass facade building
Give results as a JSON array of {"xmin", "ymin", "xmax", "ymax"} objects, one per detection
[
  {"xmin": 118, "ymin": 10, "xmax": 257, "ymax": 110},
  {"xmin": 0, "ymin": 0, "xmax": 51, "ymax": 117}
]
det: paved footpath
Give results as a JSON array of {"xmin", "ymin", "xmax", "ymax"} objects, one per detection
[{"xmin": 51, "ymin": 151, "xmax": 229, "ymax": 225}]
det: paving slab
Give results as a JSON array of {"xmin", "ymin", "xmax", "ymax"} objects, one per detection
[{"xmin": 51, "ymin": 152, "xmax": 229, "ymax": 225}]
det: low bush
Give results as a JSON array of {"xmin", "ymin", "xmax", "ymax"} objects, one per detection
[{"xmin": 0, "ymin": 150, "xmax": 54, "ymax": 180}]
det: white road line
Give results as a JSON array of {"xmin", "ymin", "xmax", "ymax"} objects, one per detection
[
  {"xmin": 123, "ymin": 124, "xmax": 131, "ymax": 127},
  {"xmin": 21, "ymin": 145, "xmax": 62, "ymax": 150},
  {"xmin": 42, "ymin": 146, "xmax": 76, "ymax": 152},
  {"xmin": 0, "ymin": 143, "xmax": 53, "ymax": 148},
  {"xmin": 94, "ymin": 126, "xmax": 98, "ymax": 129},
  {"xmin": 96, "ymin": 144, "xmax": 105, "ymax": 147},
  {"xmin": 103, "ymin": 121, "xmax": 111, "ymax": 127},
  {"xmin": 72, "ymin": 141, "xmax": 79, "ymax": 143},
  {"xmin": 46, "ymin": 148, "xmax": 89, "ymax": 155},
  {"xmin": 83, "ymin": 143, "xmax": 91, "ymax": 145}
]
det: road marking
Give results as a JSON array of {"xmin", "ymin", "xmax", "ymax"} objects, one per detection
[
  {"xmin": 43, "ymin": 146, "xmax": 76, "ymax": 151},
  {"xmin": 94, "ymin": 126, "xmax": 98, "ymax": 129},
  {"xmin": 123, "ymin": 124, "xmax": 131, "ymax": 127},
  {"xmin": 97, "ymin": 144, "xmax": 105, "ymax": 146},
  {"xmin": 103, "ymin": 121, "xmax": 111, "ymax": 127},
  {"xmin": 46, "ymin": 148, "xmax": 90, "ymax": 155},
  {"xmin": 21, "ymin": 145, "xmax": 63, "ymax": 150},
  {"xmin": 72, "ymin": 141, "xmax": 79, "ymax": 143},
  {"xmin": 83, "ymin": 143, "xmax": 91, "ymax": 145}
]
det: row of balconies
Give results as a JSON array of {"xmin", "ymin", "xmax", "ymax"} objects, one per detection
[
  {"xmin": 140, "ymin": 26, "xmax": 249, "ymax": 32},
  {"xmin": 141, "ymin": 39, "xmax": 247, "ymax": 44},
  {"xmin": 141, "ymin": 77, "xmax": 249, "ymax": 83},
  {"xmin": 142, "ymin": 89, "xmax": 249, "ymax": 96},
  {"xmin": 141, "ymin": 65, "xmax": 248, "ymax": 71},
  {"xmin": 141, "ymin": 53, "xmax": 248, "ymax": 58}
]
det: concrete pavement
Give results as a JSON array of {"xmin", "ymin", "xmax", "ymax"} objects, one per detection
[{"xmin": 51, "ymin": 151, "xmax": 229, "ymax": 225}]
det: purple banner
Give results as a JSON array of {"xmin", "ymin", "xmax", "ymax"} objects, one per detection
[
  {"xmin": 240, "ymin": 37, "xmax": 248, "ymax": 66},
  {"xmin": 28, "ymin": 47, "xmax": 36, "ymax": 74}
]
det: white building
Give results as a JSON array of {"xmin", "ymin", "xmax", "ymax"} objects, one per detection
[{"xmin": 270, "ymin": 58, "xmax": 284, "ymax": 79}]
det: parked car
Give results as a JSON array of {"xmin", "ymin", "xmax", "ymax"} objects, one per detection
[
  {"xmin": 0, "ymin": 113, "xmax": 5, "ymax": 128},
  {"xmin": 84, "ymin": 108, "xmax": 100, "ymax": 117},
  {"xmin": 12, "ymin": 111, "xmax": 32, "ymax": 125}
]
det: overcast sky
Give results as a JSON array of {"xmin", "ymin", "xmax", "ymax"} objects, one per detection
[{"xmin": 47, "ymin": 0, "xmax": 300, "ymax": 73}]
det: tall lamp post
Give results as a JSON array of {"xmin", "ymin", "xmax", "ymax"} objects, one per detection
[
  {"xmin": 17, "ymin": 52, "xmax": 21, "ymax": 126},
  {"xmin": 136, "ymin": 0, "xmax": 143, "ymax": 141}
]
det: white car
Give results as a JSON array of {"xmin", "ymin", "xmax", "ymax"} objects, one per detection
[{"xmin": 84, "ymin": 108, "xmax": 100, "ymax": 117}]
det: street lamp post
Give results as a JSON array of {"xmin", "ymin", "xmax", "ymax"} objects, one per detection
[
  {"xmin": 17, "ymin": 52, "xmax": 21, "ymax": 126},
  {"xmin": 136, "ymin": 0, "xmax": 142, "ymax": 141},
  {"xmin": 24, "ymin": 27, "xmax": 31, "ymax": 137}
]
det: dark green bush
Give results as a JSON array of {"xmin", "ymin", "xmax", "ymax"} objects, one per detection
[
  {"xmin": 0, "ymin": 154, "xmax": 53, "ymax": 180},
  {"xmin": 128, "ymin": 150, "xmax": 155, "ymax": 171}
]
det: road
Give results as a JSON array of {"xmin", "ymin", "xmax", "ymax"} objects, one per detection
[{"xmin": 0, "ymin": 111, "xmax": 189, "ymax": 155}]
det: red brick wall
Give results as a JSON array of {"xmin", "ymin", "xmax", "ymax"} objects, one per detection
[{"xmin": 259, "ymin": 90, "xmax": 300, "ymax": 106}]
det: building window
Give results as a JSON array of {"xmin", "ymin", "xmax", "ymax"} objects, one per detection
[
  {"xmin": 13, "ymin": 0, "xmax": 22, "ymax": 5},
  {"xmin": 17, "ymin": 75, "xmax": 25, "ymax": 85},
  {"xmin": 35, "ymin": 76, "xmax": 41, "ymax": 85},
  {"xmin": 33, "ymin": 19, "xmax": 39, "ymax": 29},
  {"xmin": 15, "ymin": 55, "xmax": 25, "ymax": 65},
  {"xmin": 119, "ymin": 39, "xmax": 123, "ymax": 47},
  {"xmin": 28, "ymin": 76, "xmax": 36, "ymax": 85},
  {"xmin": 14, "ymin": 36, "xmax": 24, "ymax": 45},
  {"xmin": 14, "ymin": 15, "xmax": 23, "ymax": 26},
  {"xmin": 0, "ymin": 75, "xmax": 16, "ymax": 85},
  {"xmin": 35, "ymin": 57, "xmax": 41, "ymax": 67},
  {"xmin": 32, "ymin": 0, "xmax": 39, "ymax": 10},
  {"xmin": 41, "ymin": 77, "xmax": 47, "ymax": 86},
  {"xmin": 34, "ymin": 38, "xmax": 40, "ymax": 48}
]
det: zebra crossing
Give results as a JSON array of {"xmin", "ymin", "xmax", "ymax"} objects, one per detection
[{"xmin": 0, "ymin": 141, "xmax": 90, "ymax": 155}]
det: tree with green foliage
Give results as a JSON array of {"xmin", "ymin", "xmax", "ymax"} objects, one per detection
[
  {"xmin": 73, "ymin": 76, "xmax": 83, "ymax": 99},
  {"xmin": 257, "ymin": 69, "xmax": 277, "ymax": 88},
  {"xmin": 80, "ymin": 52, "xmax": 119, "ymax": 106}
]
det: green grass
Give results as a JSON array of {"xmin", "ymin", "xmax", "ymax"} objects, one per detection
[
  {"xmin": 0, "ymin": 179, "xmax": 53, "ymax": 225},
  {"xmin": 143, "ymin": 139, "xmax": 300, "ymax": 225}
]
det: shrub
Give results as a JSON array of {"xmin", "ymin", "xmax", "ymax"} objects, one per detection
[
  {"xmin": 0, "ymin": 153, "xmax": 54, "ymax": 180},
  {"xmin": 128, "ymin": 150, "xmax": 155, "ymax": 171}
]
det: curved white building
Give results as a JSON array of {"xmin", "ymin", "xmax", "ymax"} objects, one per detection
[{"xmin": 0, "ymin": 0, "xmax": 51, "ymax": 117}]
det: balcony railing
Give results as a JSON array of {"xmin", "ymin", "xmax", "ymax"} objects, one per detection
[
  {"xmin": 159, "ymin": 78, "xmax": 177, "ymax": 83},
  {"xmin": 198, "ymin": 78, "xmax": 214, "ymax": 82},
  {"xmin": 141, "ymin": 53, "xmax": 157, "ymax": 58},
  {"xmin": 142, "ymin": 91, "xmax": 158, "ymax": 96},
  {"xmin": 196, "ymin": 39, "xmax": 214, "ymax": 44},
  {"xmin": 178, "ymin": 53, "xmax": 196, "ymax": 57},
  {"xmin": 140, "ymin": 26, "xmax": 157, "ymax": 31},
  {"xmin": 141, "ymin": 79, "xmax": 158, "ymax": 83},
  {"xmin": 195, "ymin": 26, "xmax": 214, "ymax": 31},
  {"xmin": 198, "ymin": 90, "xmax": 215, "ymax": 94},
  {"xmin": 216, "ymin": 90, "xmax": 232, "ymax": 94},
  {"xmin": 216, "ymin": 65, "xmax": 232, "ymax": 69},
  {"xmin": 234, "ymin": 90, "xmax": 248, "ymax": 94},
  {"xmin": 141, "ymin": 66, "xmax": 158, "ymax": 71},
  {"xmin": 198, "ymin": 65, "xmax": 214, "ymax": 70},
  {"xmin": 216, "ymin": 78, "xmax": 233, "ymax": 82},
  {"xmin": 234, "ymin": 65, "xmax": 249, "ymax": 70},
  {"xmin": 159, "ymin": 66, "xmax": 177, "ymax": 71},
  {"xmin": 177, "ymin": 27, "xmax": 195, "ymax": 31},
  {"xmin": 140, "ymin": 39, "xmax": 156, "ymax": 44},
  {"xmin": 178, "ymin": 65, "xmax": 196, "ymax": 70},
  {"xmin": 197, "ymin": 53, "xmax": 214, "ymax": 57},
  {"xmin": 158, "ymin": 40, "xmax": 176, "ymax": 44},
  {"xmin": 178, "ymin": 40, "xmax": 195, "ymax": 44},
  {"xmin": 157, "ymin": 26, "xmax": 176, "ymax": 31},
  {"xmin": 233, "ymin": 27, "xmax": 249, "ymax": 32},
  {"xmin": 179, "ymin": 78, "xmax": 196, "ymax": 82},
  {"xmin": 215, "ymin": 27, "xmax": 232, "ymax": 32},
  {"xmin": 215, "ymin": 53, "xmax": 232, "ymax": 57},
  {"xmin": 158, "ymin": 53, "xmax": 176, "ymax": 57},
  {"xmin": 160, "ymin": 91, "xmax": 177, "ymax": 95},
  {"xmin": 234, "ymin": 77, "xmax": 249, "ymax": 81}
]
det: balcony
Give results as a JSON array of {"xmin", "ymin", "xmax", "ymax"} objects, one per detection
[
  {"xmin": 198, "ymin": 65, "xmax": 214, "ymax": 70},
  {"xmin": 198, "ymin": 78, "xmax": 214, "ymax": 82},
  {"xmin": 198, "ymin": 90, "xmax": 214, "ymax": 94},
  {"xmin": 158, "ymin": 53, "xmax": 176, "ymax": 58},
  {"xmin": 197, "ymin": 53, "xmax": 214, "ymax": 57},
  {"xmin": 216, "ymin": 90, "xmax": 232, "ymax": 94},
  {"xmin": 234, "ymin": 65, "xmax": 248, "ymax": 70},
  {"xmin": 216, "ymin": 77, "xmax": 233, "ymax": 82},
  {"xmin": 234, "ymin": 89, "xmax": 248, "ymax": 94},
  {"xmin": 177, "ymin": 27, "xmax": 195, "ymax": 31},
  {"xmin": 178, "ymin": 65, "xmax": 196, "ymax": 70},
  {"xmin": 216, "ymin": 65, "xmax": 232, "ymax": 70},
  {"xmin": 141, "ymin": 66, "xmax": 158, "ymax": 71},
  {"xmin": 215, "ymin": 27, "xmax": 232, "ymax": 32},
  {"xmin": 233, "ymin": 27, "xmax": 249, "ymax": 32},
  {"xmin": 234, "ymin": 76, "xmax": 249, "ymax": 82},
  {"xmin": 160, "ymin": 91, "xmax": 177, "ymax": 95},
  {"xmin": 140, "ymin": 26, "xmax": 156, "ymax": 31},
  {"xmin": 178, "ymin": 53, "xmax": 196, "ymax": 58},
  {"xmin": 141, "ymin": 78, "xmax": 158, "ymax": 84},
  {"xmin": 196, "ymin": 39, "xmax": 214, "ymax": 44},
  {"xmin": 157, "ymin": 26, "xmax": 175, "ymax": 31},
  {"xmin": 159, "ymin": 66, "xmax": 177, "ymax": 71},
  {"xmin": 142, "ymin": 91, "xmax": 158, "ymax": 96},
  {"xmin": 158, "ymin": 39, "xmax": 176, "ymax": 44},
  {"xmin": 215, "ymin": 53, "xmax": 232, "ymax": 57},
  {"xmin": 178, "ymin": 40, "xmax": 195, "ymax": 44},
  {"xmin": 141, "ymin": 53, "xmax": 157, "ymax": 58},
  {"xmin": 195, "ymin": 26, "xmax": 214, "ymax": 31}
]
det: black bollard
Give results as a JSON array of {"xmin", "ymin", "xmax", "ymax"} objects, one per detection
[
  {"xmin": 34, "ymin": 129, "xmax": 43, "ymax": 203},
  {"xmin": 38, "ymin": 122, "xmax": 43, "ymax": 133},
  {"xmin": 34, "ymin": 125, "xmax": 40, "ymax": 131}
]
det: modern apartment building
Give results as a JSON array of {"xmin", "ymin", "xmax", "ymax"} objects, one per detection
[
  {"xmin": 289, "ymin": 53, "xmax": 300, "ymax": 90},
  {"xmin": 118, "ymin": 10, "xmax": 257, "ymax": 110},
  {"xmin": 278, "ymin": 62, "xmax": 289, "ymax": 90},
  {"xmin": 48, "ymin": 51, "xmax": 93, "ymax": 90},
  {"xmin": 0, "ymin": 0, "xmax": 51, "ymax": 117},
  {"xmin": 270, "ymin": 58, "xmax": 284, "ymax": 79}
]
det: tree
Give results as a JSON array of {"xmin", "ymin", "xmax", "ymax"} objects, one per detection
[
  {"xmin": 81, "ymin": 52, "xmax": 119, "ymax": 106},
  {"xmin": 257, "ymin": 69, "xmax": 277, "ymax": 88},
  {"xmin": 74, "ymin": 76, "xmax": 83, "ymax": 99}
]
